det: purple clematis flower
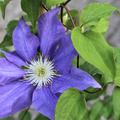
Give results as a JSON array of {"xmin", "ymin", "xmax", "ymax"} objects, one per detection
[{"xmin": 0, "ymin": 8, "xmax": 101, "ymax": 120}]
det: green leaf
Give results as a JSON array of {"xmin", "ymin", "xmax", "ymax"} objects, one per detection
[
  {"xmin": 6, "ymin": 20, "xmax": 18, "ymax": 36},
  {"xmin": 71, "ymin": 27, "xmax": 115, "ymax": 83},
  {"xmin": 0, "ymin": 20, "xmax": 18, "ymax": 49},
  {"xmin": 101, "ymin": 96, "xmax": 113, "ymax": 119},
  {"xmin": 0, "ymin": 0, "xmax": 11, "ymax": 18},
  {"xmin": 89, "ymin": 98, "xmax": 113, "ymax": 119},
  {"xmin": 0, "ymin": 0, "xmax": 4, "ymax": 2},
  {"xmin": 21, "ymin": 0, "xmax": 42, "ymax": 29},
  {"xmin": 89, "ymin": 101, "xmax": 103, "ymax": 120},
  {"xmin": 35, "ymin": 114, "xmax": 49, "ymax": 120},
  {"xmin": 80, "ymin": 2, "xmax": 117, "ymax": 26},
  {"xmin": 55, "ymin": 89, "xmax": 87, "ymax": 120},
  {"xmin": 80, "ymin": 62, "xmax": 101, "ymax": 76},
  {"xmin": 102, "ymin": 104, "xmax": 113, "ymax": 119},
  {"xmin": 113, "ymin": 48, "xmax": 120, "ymax": 86},
  {"xmin": 18, "ymin": 110, "xmax": 31, "ymax": 120},
  {"xmin": 92, "ymin": 18, "xmax": 109, "ymax": 33},
  {"xmin": 44, "ymin": 0, "xmax": 65, "ymax": 7},
  {"xmin": 112, "ymin": 87, "xmax": 120, "ymax": 120},
  {"xmin": 0, "ymin": 35, "xmax": 12, "ymax": 49}
]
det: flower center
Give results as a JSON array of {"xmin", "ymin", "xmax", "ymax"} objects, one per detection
[
  {"xmin": 25, "ymin": 57, "xmax": 57, "ymax": 87},
  {"xmin": 36, "ymin": 67, "xmax": 46, "ymax": 77}
]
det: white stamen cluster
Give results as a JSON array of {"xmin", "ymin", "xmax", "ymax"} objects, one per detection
[{"xmin": 25, "ymin": 57, "xmax": 57, "ymax": 87}]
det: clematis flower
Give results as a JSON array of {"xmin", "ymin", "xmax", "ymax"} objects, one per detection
[{"xmin": 0, "ymin": 8, "xmax": 101, "ymax": 120}]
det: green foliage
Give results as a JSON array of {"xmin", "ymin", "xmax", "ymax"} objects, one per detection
[
  {"xmin": 113, "ymin": 48, "xmax": 120, "ymax": 86},
  {"xmin": 55, "ymin": 89, "xmax": 87, "ymax": 120},
  {"xmin": 44, "ymin": 0, "xmax": 65, "ymax": 7},
  {"xmin": 89, "ymin": 101, "xmax": 103, "ymax": 120},
  {"xmin": 21, "ymin": 0, "xmax": 42, "ymax": 30},
  {"xmin": 63, "ymin": 10, "xmax": 79, "ymax": 29},
  {"xmin": 79, "ymin": 3, "xmax": 117, "ymax": 33},
  {"xmin": 80, "ymin": 62, "xmax": 101, "ymax": 76},
  {"xmin": 71, "ymin": 27, "xmax": 115, "ymax": 83},
  {"xmin": 0, "ymin": 20, "xmax": 18, "ymax": 50},
  {"xmin": 91, "ymin": 18, "xmax": 109, "ymax": 33},
  {"xmin": 35, "ymin": 114, "xmax": 49, "ymax": 120},
  {"xmin": 18, "ymin": 110, "xmax": 31, "ymax": 120},
  {"xmin": 112, "ymin": 87, "xmax": 120, "ymax": 120},
  {"xmin": 0, "ymin": 0, "xmax": 11, "ymax": 18},
  {"xmin": 89, "ymin": 97, "xmax": 113, "ymax": 120},
  {"xmin": 0, "ymin": 35, "xmax": 12, "ymax": 49},
  {"xmin": 80, "ymin": 3, "xmax": 117, "ymax": 27},
  {"xmin": 102, "ymin": 104, "xmax": 113, "ymax": 119},
  {"xmin": 6, "ymin": 20, "xmax": 18, "ymax": 36}
]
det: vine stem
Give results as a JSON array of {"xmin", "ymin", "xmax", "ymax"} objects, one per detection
[
  {"xmin": 62, "ymin": 5, "xmax": 76, "ymax": 27},
  {"xmin": 60, "ymin": 7, "xmax": 64, "ymax": 23},
  {"xmin": 77, "ymin": 56, "xmax": 80, "ymax": 68},
  {"xmin": 41, "ymin": 3, "xmax": 48, "ymax": 11},
  {"xmin": 63, "ymin": 0, "xmax": 71, "ymax": 6},
  {"xmin": 62, "ymin": 5, "xmax": 80, "ymax": 68}
]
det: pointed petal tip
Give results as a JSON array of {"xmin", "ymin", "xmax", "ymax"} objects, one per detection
[
  {"xmin": 38, "ymin": 7, "xmax": 60, "ymax": 19},
  {"xmin": 18, "ymin": 17, "xmax": 25, "ymax": 24},
  {"xmin": 95, "ymin": 82, "xmax": 102, "ymax": 89},
  {"xmin": 38, "ymin": 7, "xmax": 65, "ymax": 57},
  {"xmin": 13, "ymin": 17, "xmax": 39, "ymax": 61},
  {"xmin": 51, "ymin": 67, "xmax": 102, "ymax": 93}
]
